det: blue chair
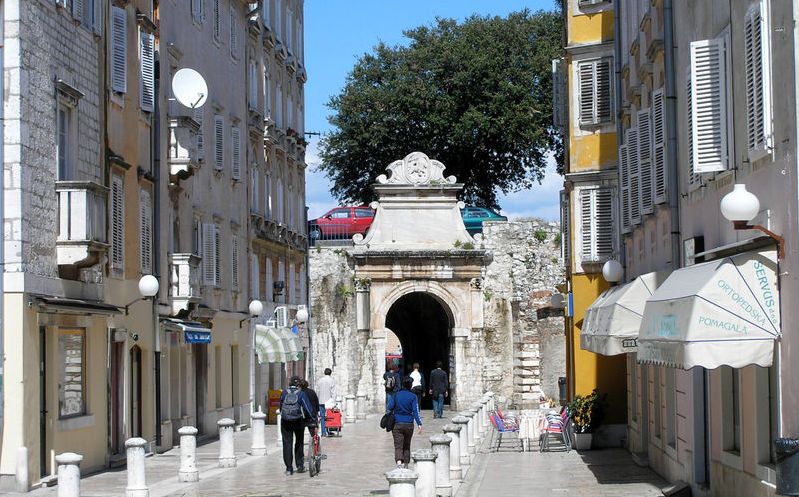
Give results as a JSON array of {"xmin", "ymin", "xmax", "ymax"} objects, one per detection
[{"xmin": 490, "ymin": 413, "xmax": 522, "ymax": 452}]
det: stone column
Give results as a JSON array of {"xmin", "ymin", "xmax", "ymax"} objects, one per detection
[
  {"xmin": 453, "ymin": 335, "xmax": 466, "ymax": 409},
  {"xmin": 355, "ymin": 278, "xmax": 371, "ymax": 332},
  {"xmin": 471, "ymin": 406, "xmax": 481, "ymax": 446},
  {"xmin": 55, "ymin": 453, "xmax": 82, "ymax": 497},
  {"xmin": 125, "ymin": 438, "xmax": 149, "ymax": 497},
  {"xmin": 481, "ymin": 397, "xmax": 490, "ymax": 430},
  {"xmin": 411, "ymin": 449, "xmax": 437, "ymax": 497},
  {"xmin": 15, "ymin": 446, "xmax": 29, "ymax": 492},
  {"xmin": 178, "ymin": 426, "xmax": 199, "ymax": 482},
  {"xmin": 217, "ymin": 418, "xmax": 237, "ymax": 467},
  {"xmin": 460, "ymin": 410, "xmax": 475, "ymax": 454},
  {"xmin": 345, "ymin": 394, "xmax": 356, "ymax": 423},
  {"xmin": 250, "ymin": 411, "xmax": 267, "ymax": 456},
  {"xmin": 385, "ymin": 467, "xmax": 418, "ymax": 497},
  {"xmin": 430, "ymin": 434, "xmax": 452, "ymax": 497},
  {"xmin": 452, "ymin": 416, "xmax": 470, "ymax": 472},
  {"xmin": 276, "ymin": 409, "xmax": 283, "ymax": 446},
  {"xmin": 442, "ymin": 424, "xmax": 462, "ymax": 482},
  {"xmin": 356, "ymin": 393, "xmax": 367, "ymax": 420},
  {"xmin": 487, "ymin": 391, "xmax": 495, "ymax": 412}
]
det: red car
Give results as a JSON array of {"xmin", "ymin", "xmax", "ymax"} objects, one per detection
[{"xmin": 309, "ymin": 206, "xmax": 375, "ymax": 240}]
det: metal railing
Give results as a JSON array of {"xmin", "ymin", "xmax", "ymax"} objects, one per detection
[{"xmin": 308, "ymin": 222, "xmax": 364, "ymax": 246}]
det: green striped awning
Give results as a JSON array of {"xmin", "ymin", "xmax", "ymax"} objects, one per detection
[
  {"xmin": 255, "ymin": 325, "xmax": 289, "ymax": 363},
  {"xmin": 278, "ymin": 327, "xmax": 304, "ymax": 362}
]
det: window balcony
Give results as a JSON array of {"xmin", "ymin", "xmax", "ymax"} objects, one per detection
[
  {"xmin": 167, "ymin": 113, "xmax": 201, "ymax": 184},
  {"xmin": 169, "ymin": 253, "xmax": 202, "ymax": 315},
  {"xmin": 56, "ymin": 181, "xmax": 108, "ymax": 267}
]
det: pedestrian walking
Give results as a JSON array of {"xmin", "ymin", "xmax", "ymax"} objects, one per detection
[
  {"xmin": 279, "ymin": 376, "xmax": 316, "ymax": 475},
  {"xmin": 299, "ymin": 379, "xmax": 320, "ymax": 437},
  {"xmin": 316, "ymin": 367, "xmax": 336, "ymax": 437},
  {"xmin": 410, "ymin": 362, "xmax": 425, "ymax": 408},
  {"xmin": 428, "ymin": 360, "xmax": 449, "ymax": 419},
  {"xmin": 387, "ymin": 376, "xmax": 423, "ymax": 468},
  {"xmin": 383, "ymin": 366, "xmax": 401, "ymax": 408}
]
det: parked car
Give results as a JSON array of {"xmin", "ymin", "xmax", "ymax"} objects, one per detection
[
  {"xmin": 460, "ymin": 206, "xmax": 508, "ymax": 234},
  {"xmin": 309, "ymin": 206, "xmax": 375, "ymax": 240}
]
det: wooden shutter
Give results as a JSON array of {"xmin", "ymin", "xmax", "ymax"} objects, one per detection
[
  {"xmin": 578, "ymin": 61, "xmax": 595, "ymax": 125},
  {"xmin": 192, "ymin": 0, "xmax": 204, "ymax": 23},
  {"xmin": 560, "ymin": 190, "xmax": 570, "ymax": 264},
  {"xmin": 580, "ymin": 190, "xmax": 593, "ymax": 262},
  {"xmin": 111, "ymin": 7, "xmax": 127, "ymax": 93},
  {"xmin": 690, "ymin": 38, "xmax": 728, "ymax": 173},
  {"xmin": 213, "ymin": 0, "xmax": 220, "ymax": 39},
  {"xmin": 214, "ymin": 116, "xmax": 224, "ymax": 170},
  {"xmin": 552, "ymin": 59, "xmax": 567, "ymax": 131},
  {"xmin": 627, "ymin": 127, "xmax": 641, "ymax": 225},
  {"xmin": 202, "ymin": 223, "xmax": 215, "ymax": 285},
  {"xmin": 232, "ymin": 237, "xmax": 239, "ymax": 289},
  {"xmin": 744, "ymin": 2, "xmax": 772, "ymax": 158},
  {"xmin": 578, "ymin": 59, "xmax": 612, "ymax": 126},
  {"xmin": 686, "ymin": 75, "xmax": 700, "ymax": 187},
  {"xmin": 139, "ymin": 31, "xmax": 155, "ymax": 112},
  {"xmin": 637, "ymin": 108, "xmax": 653, "ymax": 215},
  {"xmin": 594, "ymin": 188, "xmax": 614, "ymax": 260},
  {"xmin": 230, "ymin": 6, "xmax": 238, "ymax": 59},
  {"xmin": 231, "ymin": 127, "xmax": 241, "ymax": 180},
  {"xmin": 251, "ymin": 168, "xmax": 259, "ymax": 211},
  {"xmin": 139, "ymin": 189, "xmax": 152, "ymax": 273},
  {"xmin": 194, "ymin": 107, "xmax": 204, "ymax": 160},
  {"xmin": 619, "ymin": 144, "xmax": 631, "ymax": 233},
  {"xmin": 111, "ymin": 174, "xmax": 124, "ymax": 270},
  {"xmin": 595, "ymin": 59, "xmax": 612, "ymax": 123},
  {"xmin": 248, "ymin": 60, "xmax": 258, "ymax": 110},
  {"xmin": 652, "ymin": 89, "xmax": 667, "ymax": 204},
  {"xmin": 250, "ymin": 254, "xmax": 259, "ymax": 298},
  {"xmin": 214, "ymin": 224, "xmax": 221, "ymax": 286},
  {"xmin": 263, "ymin": 72, "xmax": 271, "ymax": 119}
]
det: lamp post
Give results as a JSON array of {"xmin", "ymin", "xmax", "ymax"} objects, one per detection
[
  {"xmin": 295, "ymin": 308, "xmax": 309, "ymax": 379},
  {"xmin": 124, "ymin": 275, "xmax": 160, "ymax": 315},
  {"xmin": 602, "ymin": 260, "xmax": 623, "ymax": 284},
  {"xmin": 244, "ymin": 300, "xmax": 263, "ymax": 415},
  {"xmin": 720, "ymin": 184, "xmax": 785, "ymax": 259}
]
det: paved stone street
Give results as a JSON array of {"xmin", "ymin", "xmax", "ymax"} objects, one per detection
[{"xmin": 4, "ymin": 409, "xmax": 667, "ymax": 497}]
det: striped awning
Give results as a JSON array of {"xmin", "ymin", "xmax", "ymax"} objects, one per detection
[{"xmin": 255, "ymin": 325, "xmax": 303, "ymax": 363}]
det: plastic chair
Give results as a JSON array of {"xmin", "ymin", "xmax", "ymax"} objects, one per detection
[
  {"xmin": 490, "ymin": 413, "xmax": 522, "ymax": 452},
  {"xmin": 539, "ymin": 409, "xmax": 571, "ymax": 452}
]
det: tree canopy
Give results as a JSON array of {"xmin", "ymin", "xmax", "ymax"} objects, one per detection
[{"xmin": 318, "ymin": 9, "xmax": 564, "ymax": 209}]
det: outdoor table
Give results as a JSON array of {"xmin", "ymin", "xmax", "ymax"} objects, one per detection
[{"xmin": 518, "ymin": 410, "xmax": 543, "ymax": 452}]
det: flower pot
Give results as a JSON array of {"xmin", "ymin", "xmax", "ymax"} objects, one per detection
[{"xmin": 573, "ymin": 432, "xmax": 593, "ymax": 450}]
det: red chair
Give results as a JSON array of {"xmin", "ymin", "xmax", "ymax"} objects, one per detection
[
  {"xmin": 539, "ymin": 408, "xmax": 571, "ymax": 452},
  {"xmin": 489, "ymin": 413, "xmax": 522, "ymax": 452}
]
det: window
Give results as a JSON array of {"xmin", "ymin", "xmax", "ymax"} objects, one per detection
[
  {"xmin": 139, "ymin": 189, "xmax": 153, "ymax": 273},
  {"xmin": 722, "ymin": 366, "xmax": 741, "ymax": 454},
  {"xmin": 665, "ymin": 367, "xmax": 676, "ymax": 448},
  {"xmin": 289, "ymin": 262, "xmax": 295, "ymax": 303},
  {"xmin": 276, "ymin": 178, "xmax": 284, "ymax": 224},
  {"xmin": 214, "ymin": 115, "xmax": 225, "ymax": 171},
  {"xmin": 248, "ymin": 59, "xmax": 259, "ymax": 110},
  {"xmin": 287, "ymin": 94, "xmax": 294, "ymax": 130},
  {"xmin": 251, "ymin": 168, "xmax": 260, "ymax": 212},
  {"xmin": 250, "ymin": 253, "xmax": 260, "ymax": 299},
  {"xmin": 213, "ymin": 0, "xmax": 220, "ymax": 40},
  {"xmin": 330, "ymin": 209, "xmax": 350, "ymax": 219},
  {"xmin": 110, "ymin": 174, "xmax": 124, "ymax": 271},
  {"xmin": 287, "ymin": 8, "xmax": 294, "ymax": 53},
  {"xmin": 57, "ymin": 104, "xmax": 73, "ymax": 180},
  {"xmin": 264, "ymin": 173, "xmax": 272, "ymax": 219},
  {"xmin": 265, "ymin": 255, "xmax": 273, "ymax": 302},
  {"xmin": 263, "ymin": 71, "xmax": 272, "ymax": 119},
  {"xmin": 552, "ymin": 58, "xmax": 567, "ymax": 131},
  {"xmin": 652, "ymin": 89, "xmax": 667, "ymax": 204},
  {"xmin": 139, "ymin": 30, "xmax": 155, "ymax": 112},
  {"xmin": 194, "ymin": 107, "xmax": 204, "ymax": 161},
  {"xmin": 637, "ymin": 108, "xmax": 653, "ymax": 215},
  {"xmin": 744, "ymin": 2, "xmax": 773, "ymax": 159},
  {"xmin": 276, "ymin": 84, "xmax": 283, "ymax": 128},
  {"xmin": 355, "ymin": 208, "xmax": 374, "ymax": 218},
  {"xmin": 229, "ymin": 6, "xmax": 239, "ymax": 59},
  {"xmin": 757, "ymin": 361, "xmax": 780, "ymax": 468},
  {"xmin": 72, "ymin": 0, "xmax": 95, "ymax": 30},
  {"xmin": 689, "ymin": 37, "xmax": 728, "ymax": 173},
  {"xmin": 619, "ymin": 144, "xmax": 631, "ymax": 232},
  {"xmin": 202, "ymin": 222, "xmax": 219, "ymax": 286},
  {"xmin": 191, "ymin": 0, "xmax": 204, "ymax": 24},
  {"xmin": 231, "ymin": 236, "xmax": 239, "ymax": 289},
  {"xmin": 275, "ymin": 0, "xmax": 282, "ymax": 40},
  {"xmin": 262, "ymin": 0, "xmax": 270, "ymax": 26},
  {"xmin": 231, "ymin": 126, "xmax": 241, "ymax": 180},
  {"xmin": 578, "ymin": 58, "xmax": 612, "ymax": 126},
  {"xmin": 110, "ymin": 6, "xmax": 127, "ymax": 93},
  {"xmin": 58, "ymin": 329, "xmax": 86, "ymax": 418},
  {"xmin": 626, "ymin": 127, "xmax": 641, "ymax": 225},
  {"xmin": 653, "ymin": 366, "xmax": 662, "ymax": 440},
  {"xmin": 578, "ymin": 187, "xmax": 614, "ymax": 263}
]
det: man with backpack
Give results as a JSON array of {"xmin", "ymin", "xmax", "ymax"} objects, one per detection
[
  {"xmin": 383, "ymin": 366, "xmax": 401, "ymax": 408},
  {"xmin": 279, "ymin": 376, "xmax": 316, "ymax": 475}
]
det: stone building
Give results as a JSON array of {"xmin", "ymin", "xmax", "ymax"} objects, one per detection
[{"xmin": 309, "ymin": 152, "xmax": 565, "ymax": 414}]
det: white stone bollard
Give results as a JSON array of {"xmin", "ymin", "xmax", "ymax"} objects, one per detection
[
  {"xmin": 16, "ymin": 446, "xmax": 29, "ymax": 492},
  {"xmin": 411, "ymin": 449, "xmax": 437, "ymax": 497},
  {"xmin": 487, "ymin": 391, "xmax": 495, "ymax": 412},
  {"xmin": 430, "ymin": 434, "xmax": 452, "ymax": 497},
  {"xmin": 442, "ymin": 424, "xmax": 462, "ymax": 483},
  {"xmin": 125, "ymin": 438, "xmax": 149, "ymax": 497},
  {"xmin": 217, "ymin": 418, "xmax": 237, "ymax": 467},
  {"xmin": 178, "ymin": 426, "xmax": 199, "ymax": 482},
  {"xmin": 55, "ymin": 452, "xmax": 82, "ymax": 497},
  {"xmin": 250, "ymin": 411, "xmax": 267, "ymax": 456},
  {"xmin": 479, "ymin": 399, "xmax": 488, "ymax": 432},
  {"xmin": 345, "ymin": 394, "xmax": 356, "ymax": 423},
  {"xmin": 276, "ymin": 409, "xmax": 283, "ymax": 446},
  {"xmin": 471, "ymin": 406, "xmax": 482, "ymax": 446},
  {"xmin": 460, "ymin": 410, "xmax": 475, "ymax": 454},
  {"xmin": 356, "ymin": 393, "xmax": 367, "ymax": 420},
  {"xmin": 385, "ymin": 467, "xmax": 418, "ymax": 497},
  {"xmin": 452, "ymin": 416, "xmax": 471, "ymax": 473}
]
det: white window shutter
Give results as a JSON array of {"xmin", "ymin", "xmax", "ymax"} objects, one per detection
[
  {"xmin": 213, "ymin": 0, "xmax": 220, "ymax": 39},
  {"xmin": 744, "ymin": 2, "xmax": 773, "ymax": 158},
  {"xmin": 619, "ymin": 144, "xmax": 631, "ymax": 233},
  {"xmin": 202, "ymin": 223, "xmax": 215, "ymax": 285},
  {"xmin": 248, "ymin": 60, "xmax": 258, "ymax": 110},
  {"xmin": 214, "ymin": 116, "xmax": 224, "ymax": 170},
  {"xmin": 580, "ymin": 190, "xmax": 593, "ymax": 262},
  {"xmin": 263, "ymin": 72, "xmax": 271, "ymax": 119},
  {"xmin": 139, "ymin": 189, "xmax": 152, "ymax": 273},
  {"xmin": 652, "ymin": 89, "xmax": 668, "ymax": 204},
  {"xmin": 232, "ymin": 237, "xmax": 239, "ymax": 289},
  {"xmin": 594, "ymin": 188, "xmax": 614, "ymax": 260},
  {"xmin": 250, "ymin": 254, "xmax": 259, "ymax": 298},
  {"xmin": 194, "ymin": 107, "xmax": 205, "ymax": 160},
  {"xmin": 251, "ymin": 168, "xmax": 259, "ymax": 211},
  {"xmin": 111, "ymin": 174, "xmax": 125, "ymax": 269},
  {"xmin": 72, "ymin": 0, "xmax": 83, "ymax": 22},
  {"xmin": 690, "ymin": 38, "xmax": 728, "ymax": 173},
  {"xmin": 214, "ymin": 224, "xmax": 221, "ymax": 286},
  {"xmin": 265, "ymin": 174, "xmax": 272, "ymax": 219},
  {"xmin": 230, "ymin": 6, "xmax": 238, "ymax": 58},
  {"xmin": 578, "ymin": 61, "xmax": 595, "ymax": 125},
  {"xmin": 560, "ymin": 190, "xmax": 570, "ymax": 263},
  {"xmin": 552, "ymin": 58, "xmax": 567, "ymax": 131},
  {"xmin": 139, "ymin": 31, "xmax": 155, "ymax": 112},
  {"xmin": 637, "ymin": 108, "xmax": 653, "ymax": 215},
  {"xmin": 686, "ymin": 75, "xmax": 700, "ymax": 187},
  {"xmin": 627, "ymin": 127, "xmax": 641, "ymax": 225},
  {"xmin": 111, "ymin": 7, "xmax": 127, "ymax": 93},
  {"xmin": 595, "ymin": 59, "xmax": 612, "ymax": 123},
  {"xmin": 231, "ymin": 127, "xmax": 241, "ymax": 180}
]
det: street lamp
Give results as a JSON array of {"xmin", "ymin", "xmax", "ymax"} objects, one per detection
[
  {"xmin": 296, "ymin": 307, "xmax": 309, "ymax": 324},
  {"xmin": 124, "ymin": 275, "xmax": 160, "ymax": 315},
  {"xmin": 720, "ymin": 184, "xmax": 784, "ymax": 259},
  {"xmin": 239, "ymin": 299, "xmax": 264, "ymax": 326},
  {"xmin": 602, "ymin": 260, "xmax": 623, "ymax": 284}
]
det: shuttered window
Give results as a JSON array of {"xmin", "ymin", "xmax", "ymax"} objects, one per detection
[
  {"xmin": 627, "ymin": 127, "xmax": 641, "ymax": 225},
  {"xmin": 139, "ymin": 31, "xmax": 155, "ymax": 112},
  {"xmin": 578, "ymin": 58, "xmax": 613, "ymax": 126},
  {"xmin": 579, "ymin": 188, "xmax": 615, "ymax": 264},
  {"xmin": 248, "ymin": 59, "xmax": 258, "ymax": 110},
  {"xmin": 139, "ymin": 189, "xmax": 152, "ymax": 273},
  {"xmin": 192, "ymin": 0, "xmax": 204, "ymax": 24},
  {"xmin": 202, "ymin": 223, "xmax": 218, "ymax": 286},
  {"xmin": 231, "ymin": 126, "xmax": 241, "ymax": 180},
  {"xmin": 264, "ymin": 72, "xmax": 272, "ymax": 119},
  {"xmin": 744, "ymin": 2, "xmax": 773, "ymax": 158},
  {"xmin": 690, "ymin": 38, "xmax": 728, "ymax": 173},
  {"xmin": 111, "ymin": 174, "xmax": 124, "ymax": 270},
  {"xmin": 552, "ymin": 58, "xmax": 567, "ymax": 131},
  {"xmin": 560, "ymin": 190, "xmax": 570, "ymax": 263},
  {"xmin": 264, "ymin": 174, "xmax": 272, "ymax": 219},
  {"xmin": 652, "ymin": 89, "xmax": 668, "ymax": 204},
  {"xmin": 214, "ymin": 224, "xmax": 221, "ymax": 285},
  {"xmin": 251, "ymin": 168, "xmax": 260, "ymax": 212},
  {"xmin": 194, "ymin": 107, "xmax": 204, "ymax": 161},
  {"xmin": 214, "ymin": 116, "xmax": 224, "ymax": 170},
  {"xmin": 111, "ymin": 7, "xmax": 127, "ymax": 93},
  {"xmin": 619, "ymin": 144, "xmax": 631, "ymax": 233},
  {"xmin": 686, "ymin": 75, "xmax": 701, "ymax": 187},
  {"xmin": 251, "ymin": 254, "xmax": 260, "ymax": 299},
  {"xmin": 231, "ymin": 236, "xmax": 239, "ymax": 289},
  {"xmin": 213, "ymin": 0, "xmax": 220, "ymax": 39},
  {"xmin": 276, "ymin": 84, "xmax": 283, "ymax": 128},
  {"xmin": 230, "ymin": 6, "xmax": 239, "ymax": 59},
  {"xmin": 638, "ymin": 108, "xmax": 653, "ymax": 215}
]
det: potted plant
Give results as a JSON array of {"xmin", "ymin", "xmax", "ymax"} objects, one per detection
[{"xmin": 567, "ymin": 389, "xmax": 606, "ymax": 450}]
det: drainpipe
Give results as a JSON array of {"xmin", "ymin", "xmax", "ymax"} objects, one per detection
[
  {"xmin": 613, "ymin": 0, "xmax": 625, "ymax": 274},
  {"xmin": 663, "ymin": 0, "xmax": 681, "ymax": 270},
  {"xmin": 0, "ymin": 3, "xmax": 5, "ymax": 437},
  {"xmin": 153, "ymin": 42, "xmax": 162, "ymax": 450}
]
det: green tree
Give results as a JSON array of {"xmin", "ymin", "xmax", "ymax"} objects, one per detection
[{"xmin": 319, "ymin": 9, "xmax": 563, "ymax": 209}]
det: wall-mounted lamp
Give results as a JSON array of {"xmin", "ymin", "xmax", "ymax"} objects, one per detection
[
  {"xmin": 602, "ymin": 260, "xmax": 623, "ymax": 284},
  {"xmin": 720, "ymin": 184, "xmax": 784, "ymax": 259},
  {"xmin": 295, "ymin": 307, "xmax": 309, "ymax": 324},
  {"xmin": 124, "ymin": 275, "xmax": 160, "ymax": 315},
  {"xmin": 239, "ymin": 299, "xmax": 264, "ymax": 326}
]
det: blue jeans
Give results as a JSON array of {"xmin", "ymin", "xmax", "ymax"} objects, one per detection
[
  {"xmin": 319, "ymin": 404, "xmax": 327, "ymax": 436},
  {"xmin": 432, "ymin": 394, "xmax": 444, "ymax": 418},
  {"xmin": 386, "ymin": 391, "xmax": 395, "ymax": 409}
]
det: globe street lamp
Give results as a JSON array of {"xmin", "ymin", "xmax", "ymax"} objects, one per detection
[
  {"xmin": 720, "ymin": 184, "xmax": 784, "ymax": 259},
  {"xmin": 240, "ymin": 299, "xmax": 264, "ymax": 326},
  {"xmin": 602, "ymin": 260, "xmax": 623, "ymax": 284},
  {"xmin": 296, "ymin": 307, "xmax": 309, "ymax": 324},
  {"xmin": 124, "ymin": 275, "xmax": 160, "ymax": 315}
]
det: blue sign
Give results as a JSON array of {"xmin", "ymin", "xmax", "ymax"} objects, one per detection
[{"xmin": 184, "ymin": 330, "xmax": 211, "ymax": 344}]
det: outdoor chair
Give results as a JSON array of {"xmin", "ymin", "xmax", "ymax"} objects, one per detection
[
  {"xmin": 489, "ymin": 413, "xmax": 522, "ymax": 452},
  {"xmin": 495, "ymin": 408, "xmax": 519, "ymax": 430},
  {"xmin": 539, "ymin": 408, "xmax": 571, "ymax": 452}
]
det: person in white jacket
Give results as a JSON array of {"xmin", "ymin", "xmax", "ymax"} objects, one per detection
[{"xmin": 316, "ymin": 368, "xmax": 336, "ymax": 436}]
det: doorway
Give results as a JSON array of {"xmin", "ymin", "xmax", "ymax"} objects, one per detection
[
  {"xmin": 193, "ymin": 344, "xmax": 207, "ymax": 434},
  {"xmin": 110, "ymin": 340, "xmax": 125, "ymax": 455},
  {"xmin": 130, "ymin": 346, "xmax": 143, "ymax": 437}
]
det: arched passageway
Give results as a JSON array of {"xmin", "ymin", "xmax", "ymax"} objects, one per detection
[{"xmin": 386, "ymin": 292, "xmax": 451, "ymax": 409}]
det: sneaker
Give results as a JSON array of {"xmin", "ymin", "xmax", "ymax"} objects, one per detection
[
  {"xmin": 296, "ymin": 467, "xmax": 307, "ymax": 474},
  {"xmin": 396, "ymin": 461, "xmax": 403, "ymax": 468},
  {"xmin": 285, "ymin": 469, "xmax": 293, "ymax": 476}
]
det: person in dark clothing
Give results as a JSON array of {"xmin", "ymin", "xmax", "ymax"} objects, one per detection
[
  {"xmin": 279, "ymin": 376, "xmax": 316, "ymax": 475},
  {"xmin": 299, "ymin": 379, "xmax": 320, "ymax": 437},
  {"xmin": 428, "ymin": 361, "xmax": 449, "ymax": 419},
  {"xmin": 383, "ymin": 366, "xmax": 401, "ymax": 408},
  {"xmin": 387, "ymin": 376, "xmax": 422, "ymax": 467}
]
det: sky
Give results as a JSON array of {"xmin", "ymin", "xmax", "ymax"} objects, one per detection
[{"xmin": 303, "ymin": 0, "xmax": 562, "ymax": 221}]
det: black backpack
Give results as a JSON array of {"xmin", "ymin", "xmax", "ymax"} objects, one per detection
[{"xmin": 281, "ymin": 387, "xmax": 304, "ymax": 421}]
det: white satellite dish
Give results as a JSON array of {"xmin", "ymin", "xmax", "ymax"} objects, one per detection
[{"xmin": 172, "ymin": 68, "xmax": 208, "ymax": 109}]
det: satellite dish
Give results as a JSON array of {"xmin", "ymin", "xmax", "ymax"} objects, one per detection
[{"xmin": 172, "ymin": 68, "xmax": 208, "ymax": 109}]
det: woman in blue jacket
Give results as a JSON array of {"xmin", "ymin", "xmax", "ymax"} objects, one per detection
[{"xmin": 387, "ymin": 376, "xmax": 423, "ymax": 467}]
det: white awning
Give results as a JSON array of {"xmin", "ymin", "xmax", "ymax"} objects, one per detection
[
  {"xmin": 581, "ymin": 271, "xmax": 670, "ymax": 356},
  {"xmin": 255, "ymin": 325, "xmax": 303, "ymax": 364},
  {"xmin": 638, "ymin": 250, "xmax": 780, "ymax": 369}
]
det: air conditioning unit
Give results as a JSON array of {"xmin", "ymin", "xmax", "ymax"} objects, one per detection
[
  {"xmin": 275, "ymin": 306, "xmax": 288, "ymax": 328},
  {"xmin": 265, "ymin": 318, "xmax": 277, "ymax": 328}
]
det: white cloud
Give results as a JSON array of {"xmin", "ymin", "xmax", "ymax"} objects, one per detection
[{"xmin": 304, "ymin": 138, "xmax": 339, "ymax": 220}]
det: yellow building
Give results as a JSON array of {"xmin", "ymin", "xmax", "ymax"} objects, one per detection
[{"xmin": 555, "ymin": 0, "xmax": 627, "ymax": 445}]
